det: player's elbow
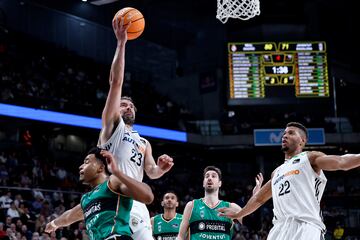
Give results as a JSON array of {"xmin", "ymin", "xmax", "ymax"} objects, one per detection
[
  {"xmin": 140, "ymin": 186, "xmax": 154, "ymax": 204},
  {"xmin": 143, "ymin": 191, "xmax": 154, "ymax": 205},
  {"xmin": 109, "ymin": 78, "xmax": 122, "ymax": 87}
]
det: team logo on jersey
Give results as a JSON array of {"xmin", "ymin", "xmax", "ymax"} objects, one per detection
[
  {"xmin": 198, "ymin": 222, "xmax": 205, "ymax": 230},
  {"xmin": 200, "ymin": 210, "xmax": 205, "ymax": 219},
  {"xmin": 131, "ymin": 218, "xmax": 138, "ymax": 227},
  {"xmin": 172, "ymin": 223, "xmax": 179, "ymax": 228},
  {"xmin": 273, "ymin": 169, "xmax": 300, "ymax": 185},
  {"xmin": 292, "ymin": 158, "xmax": 300, "ymax": 164}
]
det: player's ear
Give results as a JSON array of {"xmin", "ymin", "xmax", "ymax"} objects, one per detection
[
  {"xmin": 300, "ymin": 137, "xmax": 306, "ymax": 146},
  {"xmin": 219, "ymin": 180, "xmax": 222, "ymax": 188},
  {"xmin": 161, "ymin": 201, "xmax": 164, "ymax": 207},
  {"xmin": 98, "ymin": 162, "xmax": 105, "ymax": 173},
  {"xmin": 175, "ymin": 201, "xmax": 179, "ymax": 207}
]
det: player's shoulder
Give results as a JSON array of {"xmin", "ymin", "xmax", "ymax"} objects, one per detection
[
  {"xmin": 140, "ymin": 137, "xmax": 148, "ymax": 145},
  {"xmin": 185, "ymin": 200, "xmax": 195, "ymax": 209},
  {"xmin": 307, "ymin": 151, "xmax": 326, "ymax": 161}
]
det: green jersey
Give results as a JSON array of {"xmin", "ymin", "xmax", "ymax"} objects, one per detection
[
  {"xmin": 153, "ymin": 213, "xmax": 183, "ymax": 240},
  {"xmin": 80, "ymin": 180, "xmax": 133, "ymax": 240},
  {"xmin": 189, "ymin": 199, "xmax": 232, "ymax": 240}
]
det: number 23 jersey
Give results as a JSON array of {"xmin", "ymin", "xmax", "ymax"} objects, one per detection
[
  {"xmin": 271, "ymin": 152, "xmax": 327, "ymax": 231},
  {"xmin": 98, "ymin": 117, "xmax": 147, "ymax": 182}
]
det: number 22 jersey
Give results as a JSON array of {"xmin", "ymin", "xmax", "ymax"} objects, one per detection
[{"xmin": 271, "ymin": 152, "xmax": 327, "ymax": 231}]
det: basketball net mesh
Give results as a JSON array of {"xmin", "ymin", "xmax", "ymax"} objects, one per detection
[{"xmin": 216, "ymin": 0, "xmax": 260, "ymax": 23}]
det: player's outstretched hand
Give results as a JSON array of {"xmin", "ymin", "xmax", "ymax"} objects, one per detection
[
  {"xmin": 157, "ymin": 154, "xmax": 174, "ymax": 173},
  {"xmin": 45, "ymin": 221, "xmax": 58, "ymax": 234},
  {"xmin": 252, "ymin": 173, "xmax": 264, "ymax": 196},
  {"xmin": 112, "ymin": 16, "xmax": 131, "ymax": 43},
  {"xmin": 217, "ymin": 206, "xmax": 241, "ymax": 221}
]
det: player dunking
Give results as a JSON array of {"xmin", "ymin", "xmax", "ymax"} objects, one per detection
[
  {"xmin": 177, "ymin": 166, "xmax": 263, "ymax": 240},
  {"xmin": 97, "ymin": 17, "xmax": 174, "ymax": 240},
  {"xmin": 218, "ymin": 122, "xmax": 360, "ymax": 240}
]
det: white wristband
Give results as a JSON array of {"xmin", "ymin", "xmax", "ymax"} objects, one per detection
[{"xmin": 50, "ymin": 220, "xmax": 58, "ymax": 228}]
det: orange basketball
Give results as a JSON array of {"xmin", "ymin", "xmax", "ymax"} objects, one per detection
[{"xmin": 113, "ymin": 7, "xmax": 145, "ymax": 40}]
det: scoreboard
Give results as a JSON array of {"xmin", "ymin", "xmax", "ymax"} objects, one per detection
[{"xmin": 228, "ymin": 42, "xmax": 330, "ymax": 105}]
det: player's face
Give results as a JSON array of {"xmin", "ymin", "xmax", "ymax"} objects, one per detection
[
  {"xmin": 162, "ymin": 193, "xmax": 178, "ymax": 210},
  {"xmin": 203, "ymin": 170, "xmax": 222, "ymax": 193},
  {"xmin": 79, "ymin": 154, "xmax": 102, "ymax": 184},
  {"xmin": 120, "ymin": 99, "xmax": 136, "ymax": 125},
  {"xmin": 281, "ymin": 127, "xmax": 304, "ymax": 152}
]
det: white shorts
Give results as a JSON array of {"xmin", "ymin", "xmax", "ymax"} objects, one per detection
[
  {"xmin": 129, "ymin": 200, "xmax": 153, "ymax": 240},
  {"xmin": 267, "ymin": 218, "xmax": 324, "ymax": 240}
]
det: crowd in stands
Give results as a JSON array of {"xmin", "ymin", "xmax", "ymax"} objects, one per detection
[
  {"xmin": 0, "ymin": 31, "xmax": 193, "ymax": 131},
  {"xmin": 2, "ymin": 30, "xmax": 360, "ymax": 134}
]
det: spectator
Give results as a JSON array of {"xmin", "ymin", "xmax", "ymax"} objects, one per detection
[
  {"xmin": 20, "ymin": 224, "xmax": 32, "ymax": 240},
  {"xmin": 7, "ymin": 202, "xmax": 20, "ymax": 219},
  {"xmin": 0, "ymin": 191, "xmax": 13, "ymax": 210},
  {"xmin": 333, "ymin": 222, "xmax": 345, "ymax": 239},
  {"xmin": 0, "ymin": 222, "xmax": 7, "ymax": 238}
]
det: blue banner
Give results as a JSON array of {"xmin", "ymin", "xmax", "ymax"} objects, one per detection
[
  {"xmin": 254, "ymin": 128, "xmax": 325, "ymax": 146},
  {"xmin": 0, "ymin": 103, "xmax": 187, "ymax": 142}
]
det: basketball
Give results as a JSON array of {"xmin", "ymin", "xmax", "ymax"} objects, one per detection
[{"xmin": 113, "ymin": 7, "xmax": 145, "ymax": 40}]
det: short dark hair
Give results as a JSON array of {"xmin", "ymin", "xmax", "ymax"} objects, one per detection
[
  {"xmin": 286, "ymin": 122, "xmax": 308, "ymax": 139},
  {"xmin": 203, "ymin": 166, "xmax": 222, "ymax": 181},
  {"xmin": 121, "ymin": 96, "xmax": 137, "ymax": 112},
  {"xmin": 87, "ymin": 147, "xmax": 110, "ymax": 175},
  {"xmin": 162, "ymin": 191, "xmax": 178, "ymax": 200}
]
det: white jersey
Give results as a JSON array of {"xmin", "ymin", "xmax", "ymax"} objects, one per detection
[
  {"xmin": 98, "ymin": 118, "xmax": 153, "ymax": 240},
  {"xmin": 98, "ymin": 118, "xmax": 147, "ymax": 182},
  {"xmin": 271, "ymin": 151, "xmax": 327, "ymax": 231}
]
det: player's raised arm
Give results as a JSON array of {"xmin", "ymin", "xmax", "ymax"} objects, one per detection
[
  {"xmin": 177, "ymin": 201, "xmax": 193, "ymax": 240},
  {"xmin": 218, "ymin": 178, "xmax": 272, "ymax": 221},
  {"xmin": 309, "ymin": 151, "xmax": 360, "ymax": 172},
  {"xmin": 45, "ymin": 204, "xmax": 84, "ymax": 233},
  {"xmin": 144, "ymin": 141, "xmax": 174, "ymax": 179},
  {"xmin": 100, "ymin": 17, "xmax": 130, "ymax": 143}
]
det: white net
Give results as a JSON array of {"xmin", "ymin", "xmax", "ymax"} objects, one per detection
[{"xmin": 216, "ymin": 0, "xmax": 260, "ymax": 23}]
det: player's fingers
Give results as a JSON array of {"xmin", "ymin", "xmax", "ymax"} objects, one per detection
[
  {"xmin": 124, "ymin": 21, "xmax": 132, "ymax": 31},
  {"xmin": 120, "ymin": 16, "xmax": 124, "ymax": 28},
  {"xmin": 100, "ymin": 150, "xmax": 112, "ymax": 161},
  {"xmin": 259, "ymin": 173, "xmax": 264, "ymax": 182}
]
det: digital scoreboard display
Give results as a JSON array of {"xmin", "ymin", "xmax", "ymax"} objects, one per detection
[{"xmin": 228, "ymin": 42, "xmax": 330, "ymax": 105}]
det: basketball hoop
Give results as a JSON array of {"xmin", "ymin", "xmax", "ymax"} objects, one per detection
[{"xmin": 216, "ymin": 0, "xmax": 260, "ymax": 23}]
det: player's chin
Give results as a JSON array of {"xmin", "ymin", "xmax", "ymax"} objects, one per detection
[
  {"xmin": 281, "ymin": 146, "xmax": 289, "ymax": 152},
  {"xmin": 123, "ymin": 116, "xmax": 135, "ymax": 125}
]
